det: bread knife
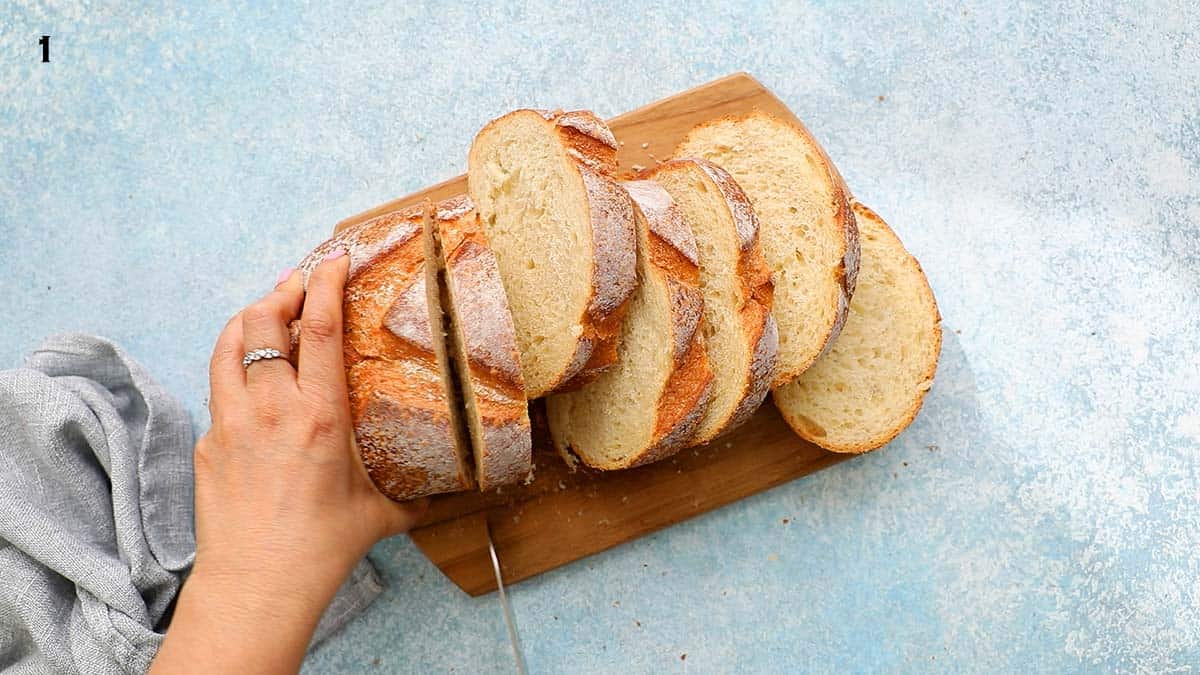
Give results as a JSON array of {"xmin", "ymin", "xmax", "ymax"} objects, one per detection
[{"xmin": 486, "ymin": 521, "xmax": 528, "ymax": 675}]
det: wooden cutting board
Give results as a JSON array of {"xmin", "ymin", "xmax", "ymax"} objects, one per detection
[{"xmin": 335, "ymin": 72, "xmax": 850, "ymax": 596}]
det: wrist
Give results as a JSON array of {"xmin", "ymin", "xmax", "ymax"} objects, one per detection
[{"xmin": 183, "ymin": 553, "xmax": 352, "ymax": 628}]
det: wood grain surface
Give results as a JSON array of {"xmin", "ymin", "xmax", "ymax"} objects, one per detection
[{"xmin": 334, "ymin": 72, "xmax": 850, "ymax": 596}]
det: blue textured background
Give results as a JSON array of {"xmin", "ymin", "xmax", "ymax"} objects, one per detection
[{"xmin": 3, "ymin": 2, "xmax": 1199, "ymax": 672}]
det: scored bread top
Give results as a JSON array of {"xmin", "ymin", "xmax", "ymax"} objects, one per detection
[
  {"xmin": 468, "ymin": 109, "xmax": 636, "ymax": 397},
  {"xmin": 621, "ymin": 180, "xmax": 702, "ymax": 366},
  {"xmin": 547, "ymin": 179, "xmax": 713, "ymax": 469},
  {"xmin": 642, "ymin": 159, "xmax": 778, "ymax": 444},
  {"xmin": 434, "ymin": 195, "xmax": 532, "ymax": 489},
  {"xmin": 622, "ymin": 179, "xmax": 713, "ymax": 463},
  {"xmin": 675, "ymin": 110, "xmax": 859, "ymax": 387},
  {"xmin": 295, "ymin": 205, "xmax": 473, "ymax": 500},
  {"xmin": 772, "ymin": 202, "xmax": 941, "ymax": 453}
]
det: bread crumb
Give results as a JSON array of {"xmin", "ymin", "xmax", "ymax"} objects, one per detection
[
  {"xmin": 612, "ymin": 600, "xmax": 620, "ymax": 607},
  {"xmin": 681, "ymin": 653, "xmax": 687, "ymax": 661},
  {"xmin": 558, "ymin": 480, "xmax": 567, "ymax": 490},
  {"xmin": 631, "ymin": 164, "xmax": 645, "ymax": 172},
  {"xmin": 781, "ymin": 518, "xmax": 790, "ymax": 524},
  {"xmin": 767, "ymin": 553, "xmax": 780, "ymax": 562},
  {"xmin": 877, "ymin": 95, "xmax": 885, "ymax": 103},
  {"xmin": 621, "ymin": 495, "xmax": 629, "ymax": 503},
  {"xmin": 640, "ymin": 142, "xmax": 649, "ymax": 149}
]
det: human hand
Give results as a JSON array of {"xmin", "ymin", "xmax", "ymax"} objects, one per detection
[{"xmin": 153, "ymin": 249, "xmax": 427, "ymax": 674}]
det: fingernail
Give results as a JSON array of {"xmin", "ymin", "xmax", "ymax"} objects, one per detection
[
  {"xmin": 323, "ymin": 248, "xmax": 346, "ymax": 262},
  {"xmin": 275, "ymin": 267, "xmax": 293, "ymax": 285}
]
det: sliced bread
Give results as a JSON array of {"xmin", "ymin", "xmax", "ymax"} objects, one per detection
[
  {"xmin": 675, "ymin": 111, "xmax": 860, "ymax": 386},
  {"xmin": 297, "ymin": 205, "xmax": 474, "ymax": 500},
  {"xmin": 644, "ymin": 159, "xmax": 778, "ymax": 444},
  {"xmin": 773, "ymin": 203, "xmax": 941, "ymax": 453},
  {"xmin": 432, "ymin": 195, "xmax": 533, "ymax": 489},
  {"xmin": 467, "ymin": 109, "xmax": 637, "ymax": 398},
  {"xmin": 546, "ymin": 179, "xmax": 714, "ymax": 469}
]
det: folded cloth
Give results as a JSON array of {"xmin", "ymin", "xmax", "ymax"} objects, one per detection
[{"xmin": 0, "ymin": 334, "xmax": 382, "ymax": 674}]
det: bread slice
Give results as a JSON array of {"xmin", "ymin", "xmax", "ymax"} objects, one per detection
[
  {"xmin": 773, "ymin": 203, "xmax": 941, "ymax": 453},
  {"xmin": 297, "ymin": 205, "xmax": 473, "ymax": 500},
  {"xmin": 432, "ymin": 195, "xmax": 533, "ymax": 489},
  {"xmin": 675, "ymin": 111, "xmax": 860, "ymax": 386},
  {"xmin": 467, "ymin": 109, "xmax": 637, "ymax": 398},
  {"xmin": 546, "ymin": 180, "xmax": 714, "ymax": 469},
  {"xmin": 643, "ymin": 159, "xmax": 777, "ymax": 444}
]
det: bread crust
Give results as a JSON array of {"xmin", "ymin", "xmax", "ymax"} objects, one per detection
[
  {"xmin": 296, "ymin": 206, "xmax": 473, "ymax": 500},
  {"xmin": 622, "ymin": 180, "xmax": 713, "ymax": 466},
  {"xmin": 775, "ymin": 202, "xmax": 941, "ymax": 453},
  {"xmin": 676, "ymin": 110, "xmax": 860, "ymax": 385},
  {"xmin": 469, "ymin": 109, "xmax": 636, "ymax": 395},
  {"xmin": 547, "ymin": 179, "xmax": 713, "ymax": 469},
  {"xmin": 434, "ymin": 196, "xmax": 532, "ymax": 489},
  {"xmin": 646, "ymin": 159, "xmax": 778, "ymax": 444}
]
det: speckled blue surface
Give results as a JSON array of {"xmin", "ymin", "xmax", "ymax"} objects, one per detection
[{"xmin": 3, "ymin": 2, "xmax": 1199, "ymax": 672}]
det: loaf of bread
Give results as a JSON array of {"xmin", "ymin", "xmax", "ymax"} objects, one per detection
[
  {"xmin": 467, "ymin": 109, "xmax": 637, "ymax": 397},
  {"xmin": 546, "ymin": 179, "xmax": 713, "ymax": 469},
  {"xmin": 773, "ymin": 203, "xmax": 941, "ymax": 453},
  {"xmin": 675, "ymin": 111, "xmax": 860, "ymax": 387},
  {"xmin": 644, "ymin": 159, "xmax": 777, "ymax": 444},
  {"xmin": 433, "ymin": 195, "xmax": 532, "ymax": 489},
  {"xmin": 297, "ymin": 205, "xmax": 473, "ymax": 501}
]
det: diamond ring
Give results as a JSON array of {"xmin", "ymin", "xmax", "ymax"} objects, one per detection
[{"xmin": 242, "ymin": 347, "xmax": 285, "ymax": 369}]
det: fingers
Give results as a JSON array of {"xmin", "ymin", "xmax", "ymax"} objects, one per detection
[
  {"xmin": 208, "ymin": 311, "xmax": 246, "ymax": 419},
  {"xmin": 241, "ymin": 269, "xmax": 304, "ymax": 391},
  {"xmin": 298, "ymin": 250, "xmax": 350, "ymax": 396}
]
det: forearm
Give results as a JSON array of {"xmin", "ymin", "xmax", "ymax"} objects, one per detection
[{"xmin": 150, "ymin": 563, "xmax": 349, "ymax": 675}]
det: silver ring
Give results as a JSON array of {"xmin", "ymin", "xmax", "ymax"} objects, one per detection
[{"xmin": 242, "ymin": 347, "xmax": 285, "ymax": 369}]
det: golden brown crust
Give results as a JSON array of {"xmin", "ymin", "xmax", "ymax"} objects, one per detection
[
  {"xmin": 434, "ymin": 198, "xmax": 524, "ymax": 395},
  {"xmin": 433, "ymin": 197, "xmax": 532, "ymax": 490},
  {"xmin": 626, "ymin": 180, "xmax": 713, "ymax": 464},
  {"xmin": 775, "ymin": 202, "xmax": 941, "ymax": 453},
  {"xmin": 644, "ymin": 159, "xmax": 777, "ymax": 443},
  {"xmin": 548, "ymin": 179, "xmax": 713, "ymax": 470},
  {"xmin": 295, "ymin": 205, "xmax": 473, "ymax": 500},
  {"xmin": 675, "ymin": 110, "xmax": 860, "ymax": 385},
  {"xmin": 467, "ymin": 109, "xmax": 636, "ymax": 397},
  {"xmin": 538, "ymin": 112, "xmax": 637, "ymax": 392},
  {"xmin": 637, "ymin": 329, "xmax": 713, "ymax": 467}
]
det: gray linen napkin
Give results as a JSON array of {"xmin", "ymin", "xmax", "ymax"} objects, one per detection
[{"xmin": 0, "ymin": 334, "xmax": 381, "ymax": 674}]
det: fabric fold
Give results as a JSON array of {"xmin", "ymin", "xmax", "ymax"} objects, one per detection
[{"xmin": 0, "ymin": 334, "xmax": 379, "ymax": 674}]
